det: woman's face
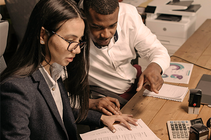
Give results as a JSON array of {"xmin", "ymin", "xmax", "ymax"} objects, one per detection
[{"xmin": 42, "ymin": 17, "xmax": 85, "ymax": 66}]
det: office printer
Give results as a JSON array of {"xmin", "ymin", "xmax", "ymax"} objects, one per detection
[{"xmin": 145, "ymin": 0, "xmax": 201, "ymax": 56}]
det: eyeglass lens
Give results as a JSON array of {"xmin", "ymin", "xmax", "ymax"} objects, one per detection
[{"xmin": 68, "ymin": 41, "xmax": 86, "ymax": 52}]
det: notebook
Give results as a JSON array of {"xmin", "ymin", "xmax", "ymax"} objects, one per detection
[
  {"xmin": 196, "ymin": 74, "xmax": 211, "ymax": 105},
  {"xmin": 143, "ymin": 83, "xmax": 189, "ymax": 102}
]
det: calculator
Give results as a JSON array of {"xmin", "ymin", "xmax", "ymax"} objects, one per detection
[{"xmin": 167, "ymin": 120, "xmax": 191, "ymax": 140}]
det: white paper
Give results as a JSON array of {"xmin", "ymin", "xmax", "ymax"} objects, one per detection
[
  {"xmin": 162, "ymin": 62, "xmax": 193, "ymax": 84},
  {"xmin": 80, "ymin": 119, "xmax": 160, "ymax": 140},
  {"xmin": 143, "ymin": 84, "xmax": 189, "ymax": 102},
  {"xmin": 121, "ymin": 0, "xmax": 148, "ymax": 7}
]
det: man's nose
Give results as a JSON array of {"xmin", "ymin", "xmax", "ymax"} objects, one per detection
[{"xmin": 100, "ymin": 28, "xmax": 111, "ymax": 39}]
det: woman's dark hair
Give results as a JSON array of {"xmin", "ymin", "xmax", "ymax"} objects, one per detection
[
  {"xmin": 83, "ymin": 0, "xmax": 119, "ymax": 15},
  {"xmin": 0, "ymin": 0, "xmax": 90, "ymax": 122}
]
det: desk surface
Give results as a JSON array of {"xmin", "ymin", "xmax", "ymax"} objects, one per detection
[
  {"xmin": 121, "ymin": 19, "xmax": 211, "ymax": 140},
  {"xmin": 174, "ymin": 19, "xmax": 211, "ymax": 70}
]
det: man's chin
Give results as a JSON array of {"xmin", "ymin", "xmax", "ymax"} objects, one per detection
[{"xmin": 95, "ymin": 41, "xmax": 110, "ymax": 47}]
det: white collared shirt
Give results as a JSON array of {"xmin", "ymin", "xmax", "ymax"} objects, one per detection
[
  {"xmin": 88, "ymin": 3, "xmax": 170, "ymax": 94},
  {"xmin": 39, "ymin": 63, "xmax": 64, "ymax": 120}
]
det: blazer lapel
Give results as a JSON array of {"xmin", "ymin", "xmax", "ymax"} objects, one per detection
[
  {"xmin": 58, "ymin": 78, "xmax": 78, "ymax": 139},
  {"xmin": 31, "ymin": 70, "xmax": 69, "ymax": 138}
]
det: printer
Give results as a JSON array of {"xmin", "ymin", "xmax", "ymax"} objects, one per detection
[{"xmin": 144, "ymin": 0, "xmax": 201, "ymax": 56}]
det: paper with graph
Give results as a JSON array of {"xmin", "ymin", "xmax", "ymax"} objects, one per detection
[{"xmin": 162, "ymin": 62, "xmax": 193, "ymax": 84}]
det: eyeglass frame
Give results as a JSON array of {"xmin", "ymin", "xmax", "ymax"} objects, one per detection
[{"xmin": 51, "ymin": 31, "xmax": 86, "ymax": 52}]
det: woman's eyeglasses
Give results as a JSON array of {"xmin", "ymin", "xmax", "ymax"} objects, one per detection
[{"xmin": 51, "ymin": 31, "xmax": 86, "ymax": 52}]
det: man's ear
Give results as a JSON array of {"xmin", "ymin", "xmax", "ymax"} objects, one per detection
[{"xmin": 40, "ymin": 27, "xmax": 47, "ymax": 44}]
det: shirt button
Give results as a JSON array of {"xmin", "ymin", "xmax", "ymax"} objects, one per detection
[{"xmin": 52, "ymin": 87, "xmax": 55, "ymax": 91}]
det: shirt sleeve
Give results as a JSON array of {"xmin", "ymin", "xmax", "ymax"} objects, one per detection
[
  {"xmin": 126, "ymin": 4, "xmax": 170, "ymax": 72},
  {"xmin": 73, "ymin": 109, "xmax": 104, "ymax": 128}
]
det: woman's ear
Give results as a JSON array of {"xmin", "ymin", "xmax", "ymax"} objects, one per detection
[{"xmin": 40, "ymin": 27, "xmax": 47, "ymax": 44}]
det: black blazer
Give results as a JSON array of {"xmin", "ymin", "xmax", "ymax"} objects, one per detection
[{"xmin": 0, "ymin": 70, "xmax": 103, "ymax": 140}]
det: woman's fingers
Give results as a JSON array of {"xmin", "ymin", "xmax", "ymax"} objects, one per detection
[
  {"xmin": 126, "ymin": 116, "xmax": 138, "ymax": 126},
  {"xmin": 101, "ymin": 114, "xmax": 138, "ymax": 133},
  {"xmin": 100, "ymin": 107, "xmax": 113, "ymax": 116},
  {"xmin": 120, "ymin": 121, "xmax": 132, "ymax": 130},
  {"xmin": 106, "ymin": 123, "xmax": 117, "ymax": 133},
  {"xmin": 118, "ymin": 114, "xmax": 138, "ymax": 130}
]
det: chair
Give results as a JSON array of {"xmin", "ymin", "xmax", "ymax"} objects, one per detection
[
  {"xmin": 4, "ymin": 0, "xmax": 39, "ymax": 44},
  {"xmin": 0, "ymin": 14, "xmax": 9, "ymax": 74}
]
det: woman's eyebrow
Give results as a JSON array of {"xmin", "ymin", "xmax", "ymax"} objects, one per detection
[
  {"xmin": 65, "ymin": 34, "xmax": 84, "ymax": 41},
  {"xmin": 64, "ymin": 34, "xmax": 77, "ymax": 38}
]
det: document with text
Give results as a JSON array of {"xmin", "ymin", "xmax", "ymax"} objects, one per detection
[{"xmin": 80, "ymin": 119, "xmax": 160, "ymax": 140}]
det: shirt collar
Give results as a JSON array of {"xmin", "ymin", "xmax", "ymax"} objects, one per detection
[
  {"xmin": 114, "ymin": 31, "xmax": 118, "ymax": 42},
  {"xmin": 39, "ymin": 63, "xmax": 64, "ymax": 87}
]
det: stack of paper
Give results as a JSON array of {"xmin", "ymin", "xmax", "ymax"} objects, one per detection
[
  {"xmin": 80, "ymin": 119, "xmax": 160, "ymax": 140},
  {"xmin": 143, "ymin": 83, "xmax": 189, "ymax": 102}
]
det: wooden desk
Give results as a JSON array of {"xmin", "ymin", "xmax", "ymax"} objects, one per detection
[
  {"xmin": 174, "ymin": 19, "xmax": 211, "ymax": 70},
  {"xmin": 121, "ymin": 19, "xmax": 211, "ymax": 140}
]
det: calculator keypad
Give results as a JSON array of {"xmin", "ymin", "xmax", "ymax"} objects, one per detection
[{"xmin": 167, "ymin": 120, "xmax": 191, "ymax": 140}]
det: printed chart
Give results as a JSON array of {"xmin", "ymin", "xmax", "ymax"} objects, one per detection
[{"xmin": 162, "ymin": 62, "xmax": 193, "ymax": 84}]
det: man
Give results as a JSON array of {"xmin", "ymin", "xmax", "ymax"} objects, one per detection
[{"xmin": 82, "ymin": 0, "xmax": 170, "ymax": 114}]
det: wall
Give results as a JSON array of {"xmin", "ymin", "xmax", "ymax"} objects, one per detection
[{"xmin": 193, "ymin": 0, "xmax": 211, "ymax": 30}]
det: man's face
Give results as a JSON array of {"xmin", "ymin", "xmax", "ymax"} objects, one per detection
[{"xmin": 87, "ymin": 7, "xmax": 119, "ymax": 47}]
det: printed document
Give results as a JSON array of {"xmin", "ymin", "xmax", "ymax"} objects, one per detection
[
  {"xmin": 162, "ymin": 62, "xmax": 193, "ymax": 84},
  {"xmin": 80, "ymin": 119, "xmax": 160, "ymax": 140}
]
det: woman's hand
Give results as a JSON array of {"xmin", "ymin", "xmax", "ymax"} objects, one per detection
[
  {"xmin": 100, "ymin": 114, "xmax": 138, "ymax": 133},
  {"xmin": 89, "ymin": 97, "xmax": 121, "ymax": 116}
]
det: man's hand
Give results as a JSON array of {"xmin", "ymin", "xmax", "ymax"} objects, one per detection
[
  {"xmin": 136, "ymin": 62, "xmax": 163, "ymax": 93},
  {"xmin": 89, "ymin": 97, "xmax": 122, "ymax": 116}
]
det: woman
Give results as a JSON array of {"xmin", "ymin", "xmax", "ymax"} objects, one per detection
[{"xmin": 0, "ymin": 0, "xmax": 137, "ymax": 139}]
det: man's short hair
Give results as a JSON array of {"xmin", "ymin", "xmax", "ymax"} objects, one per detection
[{"xmin": 83, "ymin": 0, "xmax": 119, "ymax": 15}]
